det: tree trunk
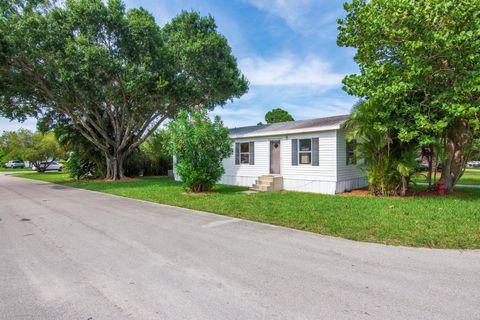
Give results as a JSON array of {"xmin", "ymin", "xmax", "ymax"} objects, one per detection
[
  {"xmin": 425, "ymin": 145, "xmax": 435, "ymax": 189},
  {"xmin": 105, "ymin": 152, "xmax": 125, "ymax": 180},
  {"xmin": 441, "ymin": 121, "xmax": 471, "ymax": 193},
  {"xmin": 400, "ymin": 175, "xmax": 409, "ymax": 196}
]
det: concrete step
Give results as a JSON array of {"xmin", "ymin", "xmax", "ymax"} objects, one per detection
[
  {"xmin": 251, "ymin": 175, "xmax": 283, "ymax": 192},
  {"xmin": 257, "ymin": 176, "xmax": 276, "ymax": 182},
  {"xmin": 255, "ymin": 180, "xmax": 273, "ymax": 187},
  {"xmin": 250, "ymin": 184, "xmax": 272, "ymax": 192}
]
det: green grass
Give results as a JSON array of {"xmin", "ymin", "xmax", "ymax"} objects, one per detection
[
  {"xmin": 413, "ymin": 168, "xmax": 480, "ymax": 185},
  {"xmin": 13, "ymin": 172, "xmax": 480, "ymax": 249},
  {"xmin": 0, "ymin": 167, "xmax": 32, "ymax": 172}
]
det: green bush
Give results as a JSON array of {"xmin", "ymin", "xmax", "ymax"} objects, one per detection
[
  {"xmin": 64, "ymin": 152, "xmax": 100, "ymax": 180},
  {"xmin": 124, "ymin": 130, "xmax": 172, "ymax": 177},
  {"xmin": 168, "ymin": 106, "xmax": 232, "ymax": 192}
]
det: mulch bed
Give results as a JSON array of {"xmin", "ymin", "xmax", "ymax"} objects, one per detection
[
  {"xmin": 339, "ymin": 188, "xmax": 373, "ymax": 197},
  {"xmin": 340, "ymin": 187, "xmax": 463, "ymax": 198}
]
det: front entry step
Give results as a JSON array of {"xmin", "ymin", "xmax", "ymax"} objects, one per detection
[{"xmin": 250, "ymin": 175, "xmax": 283, "ymax": 192}]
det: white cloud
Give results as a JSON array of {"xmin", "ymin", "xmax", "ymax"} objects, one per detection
[
  {"xmin": 214, "ymin": 52, "xmax": 352, "ymax": 128},
  {"xmin": 246, "ymin": 0, "xmax": 312, "ymax": 26},
  {"xmin": 210, "ymin": 104, "xmax": 264, "ymax": 128},
  {"xmin": 239, "ymin": 54, "xmax": 344, "ymax": 89},
  {"xmin": 243, "ymin": 0, "xmax": 342, "ymax": 35},
  {"xmin": 213, "ymin": 84, "xmax": 356, "ymax": 128},
  {"xmin": 281, "ymin": 97, "xmax": 355, "ymax": 119}
]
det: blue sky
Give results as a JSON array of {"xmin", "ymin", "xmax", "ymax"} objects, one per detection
[{"xmin": 0, "ymin": 0, "xmax": 358, "ymax": 131}]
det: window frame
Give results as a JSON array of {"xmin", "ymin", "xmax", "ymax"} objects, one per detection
[
  {"xmin": 240, "ymin": 142, "xmax": 250, "ymax": 164},
  {"xmin": 298, "ymin": 138, "xmax": 312, "ymax": 165},
  {"xmin": 346, "ymin": 139, "xmax": 357, "ymax": 165}
]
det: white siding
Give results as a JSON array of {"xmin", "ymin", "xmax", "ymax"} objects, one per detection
[
  {"xmin": 219, "ymin": 138, "xmax": 270, "ymax": 186},
  {"xmin": 220, "ymin": 131, "xmax": 338, "ymax": 194},
  {"xmin": 175, "ymin": 128, "xmax": 368, "ymax": 195},
  {"xmin": 281, "ymin": 131, "xmax": 336, "ymax": 180},
  {"xmin": 281, "ymin": 131, "xmax": 337, "ymax": 194},
  {"xmin": 335, "ymin": 129, "xmax": 368, "ymax": 193}
]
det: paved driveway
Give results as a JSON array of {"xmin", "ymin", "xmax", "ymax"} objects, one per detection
[{"xmin": 1, "ymin": 174, "xmax": 479, "ymax": 320}]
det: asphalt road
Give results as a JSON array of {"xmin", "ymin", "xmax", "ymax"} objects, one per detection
[{"xmin": 1, "ymin": 173, "xmax": 479, "ymax": 320}]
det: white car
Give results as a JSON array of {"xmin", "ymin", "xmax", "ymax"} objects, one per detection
[
  {"xmin": 4, "ymin": 160, "xmax": 25, "ymax": 168},
  {"xmin": 32, "ymin": 161, "xmax": 63, "ymax": 172},
  {"xmin": 467, "ymin": 161, "xmax": 480, "ymax": 168}
]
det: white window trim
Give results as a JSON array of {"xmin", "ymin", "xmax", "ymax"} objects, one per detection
[
  {"xmin": 298, "ymin": 138, "xmax": 312, "ymax": 165},
  {"xmin": 240, "ymin": 142, "xmax": 250, "ymax": 165}
]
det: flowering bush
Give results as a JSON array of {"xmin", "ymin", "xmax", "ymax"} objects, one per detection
[{"xmin": 167, "ymin": 106, "xmax": 232, "ymax": 192}]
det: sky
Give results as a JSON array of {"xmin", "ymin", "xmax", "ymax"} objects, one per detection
[{"xmin": 0, "ymin": 0, "xmax": 359, "ymax": 131}]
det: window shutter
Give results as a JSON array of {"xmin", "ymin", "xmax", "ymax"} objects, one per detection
[
  {"xmin": 291, "ymin": 139, "xmax": 298, "ymax": 166},
  {"xmin": 235, "ymin": 143, "xmax": 240, "ymax": 165},
  {"xmin": 249, "ymin": 141, "xmax": 255, "ymax": 165},
  {"xmin": 312, "ymin": 137, "xmax": 319, "ymax": 166}
]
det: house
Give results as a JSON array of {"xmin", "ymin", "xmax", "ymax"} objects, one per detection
[{"xmin": 218, "ymin": 115, "xmax": 367, "ymax": 194}]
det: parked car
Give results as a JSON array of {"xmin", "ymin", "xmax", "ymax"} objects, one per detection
[
  {"xmin": 4, "ymin": 160, "xmax": 25, "ymax": 168},
  {"xmin": 32, "ymin": 161, "xmax": 63, "ymax": 172},
  {"xmin": 467, "ymin": 161, "xmax": 480, "ymax": 168}
]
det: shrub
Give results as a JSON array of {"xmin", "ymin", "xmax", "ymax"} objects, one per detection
[
  {"xmin": 124, "ymin": 130, "xmax": 172, "ymax": 177},
  {"xmin": 168, "ymin": 106, "xmax": 232, "ymax": 192},
  {"xmin": 64, "ymin": 152, "xmax": 100, "ymax": 180}
]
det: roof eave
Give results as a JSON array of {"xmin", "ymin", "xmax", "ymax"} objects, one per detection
[{"xmin": 230, "ymin": 123, "xmax": 345, "ymax": 139}]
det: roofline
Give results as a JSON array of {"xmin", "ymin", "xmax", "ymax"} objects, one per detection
[{"xmin": 229, "ymin": 122, "xmax": 345, "ymax": 139}]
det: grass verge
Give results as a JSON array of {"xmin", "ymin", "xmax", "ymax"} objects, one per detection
[
  {"xmin": 0, "ymin": 167, "xmax": 32, "ymax": 172},
  {"xmin": 13, "ymin": 172, "xmax": 480, "ymax": 249},
  {"xmin": 413, "ymin": 168, "xmax": 480, "ymax": 185}
]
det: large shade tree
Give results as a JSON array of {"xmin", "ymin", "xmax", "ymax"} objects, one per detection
[
  {"xmin": 337, "ymin": 0, "xmax": 480, "ymax": 192},
  {"xmin": 0, "ymin": 0, "xmax": 248, "ymax": 179}
]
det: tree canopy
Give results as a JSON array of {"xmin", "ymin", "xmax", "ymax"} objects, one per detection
[
  {"xmin": 264, "ymin": 108, "xmax": 294, "ymax": 124},
  {"xmin": 0, "ymin": 0, "xmax": 248, "ymax": 179},
  {"xmin": 1, "ymin": 130, "xmax": 62, "ymax": 172},
  {"xmin": 338, "ymin": 0, "xmax": 480, "ymax": 192}
]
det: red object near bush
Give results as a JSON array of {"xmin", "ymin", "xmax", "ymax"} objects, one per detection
[{"xmin": 436, "ymin": 181, "xmax": 447, "ymax": 196}]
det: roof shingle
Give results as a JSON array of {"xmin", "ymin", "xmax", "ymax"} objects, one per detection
[{"xmin": 229, "ymin": 114, "xmax": 350, "ymax": 137}]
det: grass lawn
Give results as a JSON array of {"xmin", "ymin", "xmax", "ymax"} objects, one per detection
[
  {"xmin": 13, "ymin": 172, "xmax": 480, "ymax": 249},
  {"xmin": 413, "ymin": 168, "xmax": 480, "ymax": 185},
  {"xmin": 0, "ymin": 167, "xmax": 32, "ymax": 172}
]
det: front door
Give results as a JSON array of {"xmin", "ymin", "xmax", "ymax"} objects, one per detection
[{"xmin": 270, "ymin": 140, "xmax": 281, "ymax": 174}]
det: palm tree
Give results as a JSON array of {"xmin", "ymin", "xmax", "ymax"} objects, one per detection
[{"xmin": 344, "ymin": 99, "xmax": 416, "ymax": 196}]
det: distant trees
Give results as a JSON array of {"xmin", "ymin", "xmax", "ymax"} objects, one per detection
[
  {"xmin": 1, "ymin": 130, "xmax": 62, "ymax": 172},
  {"xmin": 168, "ymin": 107, "xmax": 232, "ymax": 192},
  {"xmin": 338, "ymin": 0, "xmax": 480, "ymax": 194},
  {"xmin": 264, "ymin": 108, "xmax": 294, "ymax": 124},
  {"xmin": 1, "ymin": 0, "xmax": 248, "ymax": 180}
]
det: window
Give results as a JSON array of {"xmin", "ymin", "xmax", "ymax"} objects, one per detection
[
  {"xmin": 346, "ymin": 140, "xmax": 357, "ymax": 165},
  {"xmin": 240, "ymin": 142, "xmax": 250, "ymax": 164},
  {"xmin": 298, "ymin": 139, "xmax": 312, "ymax": 164}
]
